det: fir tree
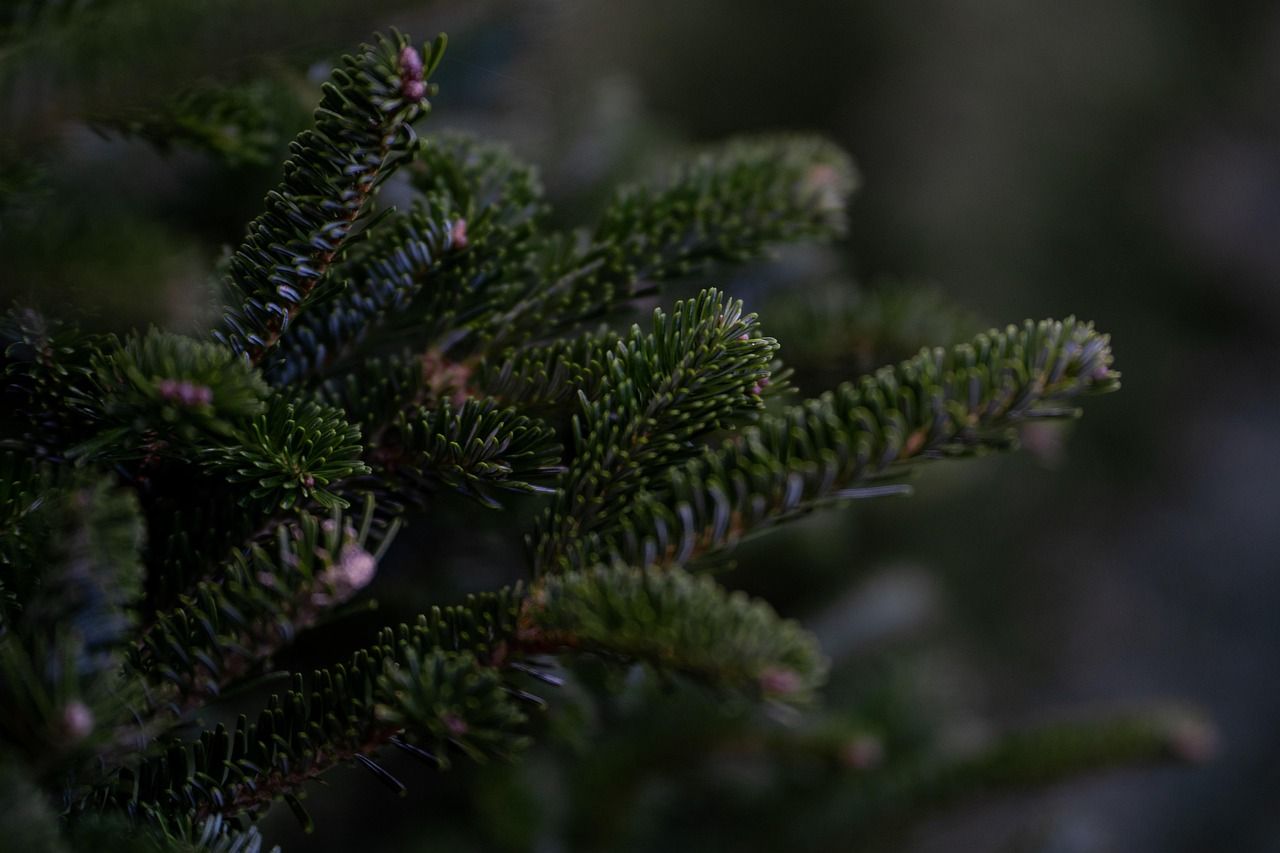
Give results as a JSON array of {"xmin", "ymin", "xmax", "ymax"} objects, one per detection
[{"xmin": 0, "ymin": 28, "xmax": 1209, "ymax": 852}]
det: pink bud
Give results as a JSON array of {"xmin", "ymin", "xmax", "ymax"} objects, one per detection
[
  {"xmin": 398, "ymin": 45, "xmax": 424, "ymax": 77},
  {"xmin": 402, "ymin": 79, "xmax": 427, "ymax": 101},
  {"xmin": 315, "ymin": 543, "xmax": 378, "ymax": 606},
  {"xmin": 838, "ymin": 735, "xmax": 885, "ymax": 770},
  {"xmin": 336, "ymin": 543, "xmax": 377, "ymax": 591},
  {"xmin": 399, "ymin": 45, "xmax": 427, "ymax": 101},
  {"xmin": 157, "ymin": 379, "xmax": 213, "ymax": 407},
  {"xmin": 1169, "ymin": 717, "xmax": 1218, "ymax": 764},
  {"xmin": 61, "ymin": 701, "xmax": 94, "ymax": 741},
  {"xmin": 450, "ymin": 218, "xmax": 469, "ymax": 250},
  {"xmin": 758, "ymin": 666, "xmax": 803, "ymax": 697},
  {"xmin": 442, "ymin": 713, "xmax": 469, "ymax": 737}
]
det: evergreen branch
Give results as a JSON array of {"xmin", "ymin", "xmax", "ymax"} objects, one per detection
[
  {"xmin": 101, "ymin": 588, "xmax": 532, "ymax": 828},
  {"xmin": 573, "ymin": 318, "xmax": 1119, "ymax": 570},
  {"xmin": 0, "ymin": 474, "xmax": 145, "ymax": 768},
  {"xmin": 482, "ymin": 135, "xmax": 857, "ymax": 348},
  {"xmin": 90, "ymin": 78, "xmax": 289, "ymax": 169},
  {"xmin": 812, "ymin": 710, "xmax": 1215, "ymax": 834},
  {"xmin": 202, "ymin": 396, "xmax": 368, "ymax": 511},
  {"xmin": 213, "ymin": 30, "xmax": 446, "ymax": 364},
  {"xmin": 763, "ymin": 279, "xmax": 985, "ymax": 380},
  {"xmin": 475, "ymin": 327, "xmax": 622, "ymax": 412},
  {"xmin": 368, "ymin": 399, "xmax": 563, "ymax": 510},
  {"xmin": 104, "ymin": 559, "xmax": 823, "ymax": 831},
  {"xmin": 263, "ymin": 195, "xmax": 464, "ymax": 386},
  {"xmin": 1, "ymin": 307, "xmax": 110, "ymax": 455},
  {"xmin": 0, "ymin": 451, "xmax": 54, "ymax": 584},
  {"xmin": 134, "ymin": 498, "xmax": 397, "ymax": 712},
  {"xmin": 71, "ymin": 330, "xmax": 270, "ymax": 462},
  {"xmin": 532, "ymin": 289, "xmax": 776, "ymax": 573},
  {"xmin": 519, "ymin": 565, "xmax": 826, "ymax": 702},
  {"xmin": 265, "ymin": 132, "xmax": 543, "ymax": 385},
  {"xmin": 311, "ymin": 349, "xmax": 433, "ymax": 434}
]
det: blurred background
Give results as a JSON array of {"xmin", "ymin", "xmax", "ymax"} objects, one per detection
[{"xmin": 3, "ymin": 1, "xmax": 1280, "ymax": 850}]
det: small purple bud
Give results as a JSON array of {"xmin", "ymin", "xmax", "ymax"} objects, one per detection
[
  {"xmin": 1169, "ymin": 717, "xmax": 1218, "ymax": 764},
  {"xmin": 61, "ymin": 701, "xmax": 95, "ymax": 741},
  {"xmin": 158, "ymin": 379, "xmax": 213, "ymax": 408},
  {"xmin": 442, "ymin": 713, "xmax": 469, "ymax": 737},
  {"xmin": 399, "ymin": 45, "xmax": 427, "ymax": 101},
  {"xmin": 450, "ymin": 218, "xmax": 469, "ymax": 250},
  {"xmin": 838, "ymin": 735, "xmax": 885, "ymax": 770},
  {"xmin": 758, "ymin": 666, "xmax": 803, "ymax": 697},
  {"xmin": 399, "ymin": 45, "xmax": 424, "ymax": 77},
  {"xmin": 403, "ymin": 79, "xmax": 427, "ymax": 101}
]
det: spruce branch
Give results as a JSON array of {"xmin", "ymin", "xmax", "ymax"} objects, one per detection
[
  {"xmin": 532, "ymin": 289, "xmax": 777, "ymax": 573},
  {"xmin": 214, "ymin": 31, "xmax": 447, "ymax": 364},
  {"xmin": 570, "ymin": 318, "xmax": 1119, "ymax": 571}
]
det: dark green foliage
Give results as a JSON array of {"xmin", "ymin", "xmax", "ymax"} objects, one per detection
[
  {"xmin": 92, "ymin": 79, "xmax": 288, "ymax": 168},
  {"xmin": 103, "ymin": 589, "xmax": 535, "ymax": 826},
  {"xmin": 532, "ymin": 289, "xmax": 776, "ymax": 572},
  {"xmin": 476, "ymin": 327, "xmax": 622, "ymax": 411},
  {"xmin": 214, "ymin": 30, "xmax": 447, "ymax": 363},
  {"xmin": 85, "ymin": 329, "xmax": 269, "ymax": 455},
  {"xmin": 374, "ymin": 648, "xmax": 531, "ymax": 765},
  {"xmin": 567, "ymin": 318, "xmax": 1118, "ymax": 571},
  {"xmin": 264, "ymin": 133, "xmax": 544, "ymax": 387},
  {"xmin": 525, "ymin": 565, "xmax": 826, "ymax": 701},
  {"xmin": 206, "ymin": 397, "xmax": 367, "ymax": 511},
  {"xmin": 1, "ymin": 308, "xmax": 108, "ymax": 452},
  {"xmin": 135, "ymin": 498, "xmax": 397, "ymax": 710},
  {"xmin": 0, "ymin": 24, "xmax": 1188, "ymax": 853},
  {"xmin": 369, "ymin": 399, "xmax": 563, "ymax": 509},
  {"xmin": 479, "ymin": 135, "xmax": 857, "ymax": 349},
  {"xmin": 0, "ymin": 472, "xmax": 144, "ymax": 769}
]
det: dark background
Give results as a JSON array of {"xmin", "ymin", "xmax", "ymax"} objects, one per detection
[{"xmin": 4, "ymin": 1, "xmax": 1279, "ymax": 850}]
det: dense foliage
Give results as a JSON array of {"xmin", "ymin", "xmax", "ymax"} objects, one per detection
[{"xmin": 0, "ymin": 28, "xmax": 1204, "ymax": 852}]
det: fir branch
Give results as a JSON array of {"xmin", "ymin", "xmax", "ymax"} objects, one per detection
[
  {"xmin": 265, "ymin": 132, "xmax": 543, "ymax": 385},
  {"xmin": 532, "ymin": 289, "xmax": 776, "ymax": 573},
  {"xmin": 104, "ymin": 558, "xmax": 824, "ymax": 831},
  {"xmin": 481, "ymin": 135, "xmax": 857, "ymax": 349},
  {"xmin": 802, "ymin": 709, "xmax": 1215, "ymax": 837},
  {"xmin": 571, "ymin": 318, "xmax": 1119, "ymax": 571},
  {"xmin": 134, "ymin": 499, "xmax": 397, "ymax": 712},
  {"xmin": 0, "ymin": 474, "xmax": 145, "ymax": 769},
  {"xmin": 519, "ymin": 565, "xmax": 826, "ymax": 702},
  {"xmin": 214, "ymin": 31, "xmax": 446, "ymax": 364},
  {"xmin": 91, "ymin": 78, "xmax": 288, "ymax": 169},
  {"xmin": 368, "ymin": 398, "xmax": 563, "ymax": 510},
  {"xmin": 1, "ymin": 307, "xmax": 110, "ymax": 455},
  {"xmin": 102, "ymin": 588, "xmax": 532, "ymax": 828},
  {"xmin": 202, "ymin": 396, "xmax": 368, "ymax": 511},
  {"xmin": 72, "ymin": 329, "xmax": 270, "ymax": 462},
  {"xmin": 763, "ymin": 279, "xmax": 985, "ymax": 380},
  {"xmin": 475, "ymin": 326, "xmax": 622, "ymax": 412}
]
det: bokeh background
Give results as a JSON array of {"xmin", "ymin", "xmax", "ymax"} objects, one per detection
[{"xmin": 4, "ymin": 1, "xmax": 1280, "ymax": 850}]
